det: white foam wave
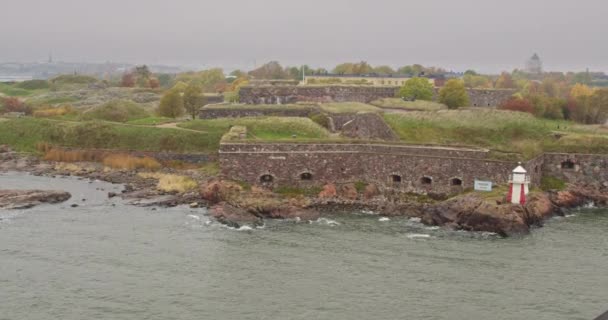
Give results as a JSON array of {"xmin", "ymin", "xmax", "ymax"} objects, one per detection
[
  {"xmin": 583, "ymin": 202, "xmax": 596, "ymax": 209},
  {"xmin": 425, "ymin": 226, "xmax": 440, "ymax": 230},
  {"xmin": 311, "ymin": 218, "xmax": 341, "ymax": 226},
  {"xmin": 406, "ymin": 233, "xmax": 431, "ymax": 239},
  {"xmin": 187, "ymin": 214, "xmax": 201, "ymax": 220},
  {"xmin": 379, "ymin": 217, "xmax": 390, "ymax": 222},
  {"xmin": 409, "ymin": 217, "xmax": 422, "ymax": 223}
]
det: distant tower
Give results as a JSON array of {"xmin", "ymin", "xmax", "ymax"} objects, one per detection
[
  {"xmin": 526, "ymin": 53, "xmax": 542, "ymax": 74},
  {"xmin": 48, "ymin": 52, "xmax": 53, "ymax": 64},
  {"xmin": 507, "ymin": 164, "xmax": 530, "ymax": 205}
]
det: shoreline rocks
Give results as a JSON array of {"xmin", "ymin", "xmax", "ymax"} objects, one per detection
[
  {"xmin": 0, "ymin": 189, "xmax": 72, "ymax": 209},
  {"xmin": 1, "ymin": 153, "xmax": 607, "ymax": 236}
]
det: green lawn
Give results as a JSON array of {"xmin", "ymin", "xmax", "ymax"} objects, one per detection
[
  {"xmin": 0, "ymin": 118, "xmax": 223, "ymax": 153},
  {"xmin": 384, "ymin": 109, "xmax": 608, "ymax": 159},
  {"xmin": 0, "ymin": 83, "xmax": 40, "ymax": 97},
  {"xmin": 126, "ymin": 117, "xmax": 175, "ymax": 125},
  {"xmin": 178, "ymin": 117, "xmax": 331, "ymax": 140},
  {"xmin": 370, "ymin": 98, "xmax": 447, "ymax": 111},
  {"xmin": 318, "ymin": 102, "xmax": 381, "ymax": 114}
]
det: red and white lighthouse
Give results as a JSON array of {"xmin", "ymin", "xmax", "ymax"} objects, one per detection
[{"xmin": 507, "ymin": 164, "xmax": 530, "ymax": 205}]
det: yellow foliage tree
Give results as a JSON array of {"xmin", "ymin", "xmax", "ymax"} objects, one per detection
[{"xmin": 570, "ymin": 83, "xmax": 594, "ymax": 98}]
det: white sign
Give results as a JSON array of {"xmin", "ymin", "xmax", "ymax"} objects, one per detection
[{"xmin": 474, "ymin": 180, "xmax": 493, "ymax": 192}]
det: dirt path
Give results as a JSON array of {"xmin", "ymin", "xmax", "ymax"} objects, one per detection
[
  {"xmin": 155, "ymin": 122, "xmax": 205, "ymax": 133},
  {"xmin": 40, "ymin": 118, "xmax": 206, "ymax": 133}
]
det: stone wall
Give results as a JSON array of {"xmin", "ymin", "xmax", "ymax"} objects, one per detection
[
  {"xmin": 467, "ymin": 89, "xmax": 516, "ymax": 107},
  {"xmin": 239, "ymin": 86, "xmax": 398, "ymax": 104},
  {"xmin": 543, "ymin": 153, "xmax": 608, "ymax": 187},
  {"xmin": 220, "ymin": 143, "xmax": 608, "ymax": 194},
  {"xmin": 199, "ymin": 106, "xmax": 317, "ymax": 119},
  {"xmin": 339, "ymin": 113, "xmax": 399, "ymax": 141},
  {"xmin": 219, "ymin": 143, "xmax": 534, "ymax": 195},
  {"xmin": 239, "ymin": 85, "xmax": 516, "ymax": 107}
]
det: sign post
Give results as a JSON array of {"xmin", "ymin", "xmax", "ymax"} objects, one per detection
[{"xmin": 474, "ymin": 180, "xmax": 493, "ymax": 192}]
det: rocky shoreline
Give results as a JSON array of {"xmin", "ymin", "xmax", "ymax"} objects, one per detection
[
  {"xmin": 1, "ymin": 149, "xmax": 606, "ymax": 237},
  {"xmin": 0, "ymin": 189, "xmax": 72, "ymax": 209}
]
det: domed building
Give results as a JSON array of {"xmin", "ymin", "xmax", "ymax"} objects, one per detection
[{"xmin": 526, "ymin": 53, "xmax": 543, "ymax": 74}]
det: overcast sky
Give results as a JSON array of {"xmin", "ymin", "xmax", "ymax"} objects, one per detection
[{"xmin": 1, "ymin": 0, "xmax": 606, "ymax": 73}]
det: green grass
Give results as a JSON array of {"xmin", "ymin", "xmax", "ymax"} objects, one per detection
[
  {"xmin": 178, "ymin": 117, "xmax": 331, "ymax": 140},
  {"xmin": 0, "ymin": 118, "xmax": 223, "ymax": 153},
  {"xmin": 81, "ymin": 100, "xmax": 149, "ymax": 123},
  {"xmin": 126, "ymin": 117, "xmax": 174, "ymax": 125},
  {"xmin": 0, "ymin": 83, "xmax": 37, "ymax": 97},
  {"xmin": 384, "ymin": 109, "xmax": 608, "ymax": 159},
  {"xmin": 319, "ymin": 102, "xmax": 381, "ymax": 114},
  {"xmin": 540, "ymin": 176, "xmax": 566, "ymax": 191},
  {"xmin": 274, "ymin": 186, "xmax": 322, "ymax": 197},
  {"xmin": 370, "ymin": 98, "xmax": 447, "ymax": 111}
]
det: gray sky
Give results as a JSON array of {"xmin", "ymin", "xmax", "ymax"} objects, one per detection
[{"xmin": 1, "ymin": 0, "xmax": 606, "ymax": 73}]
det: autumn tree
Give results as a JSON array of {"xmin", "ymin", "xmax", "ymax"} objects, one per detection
[
  {"xmin": 0, "ymin": 97, "xmax": 31, "ymax": 114},
  {"xmin": 397, "ymin": 64, "xmax": 424, "ymax": 76},
  {"xmin": 399, "ymin": 77, "xmax": 434, "ymax": 100},
  {"xmin": 183, "ymin": 83, "xmax": 206, "ymax": 120},
  {"xmin": 495, "ymin": 72, "xmax": 515, "ymax": 89},
  {"xmin": 332, "ymin": 61, "xmax": 373, "ymax": 75},
  {"xmin": 158, "ymin": 89, "xmax": 184, "ymax": 118},
  {"xmin": 463, "ymin": 74, "xmax": 492, "ymax": 88},
  {"xmin": 570, "ymin": 83, "xmax": 594, "ymax": 98},
  {"xmin": 248, "ymin": 61, "xmax": 288, "ymax": 79},
  {"xmin": 148, "ymin": 78, "xmax": 160, "ymax": 89},
  {"xmin": 587, "ymin": 89, "xmax": 608, "ymax": 124},
  {"xmin": 373, "ymin": 65, "xmax": 395, "ymax": 75},
  {"xmin": 499, "ymin": 98, "xmax": 534, "ymax": 114},
  {"xmin": 135, "ymin": 65, "xmax": 151, "ymax": 87},
  {"xmin": 121, "ymin": 72, "xmax": 136, "ymax": 87},
  {"xmin": 439, "ymin": 79, "xmax": 469, "ymax": 109}
]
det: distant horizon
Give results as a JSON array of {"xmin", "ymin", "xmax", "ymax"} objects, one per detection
[{"xmin": 0, "ymin": 57, "xmax": 604, "ymax": 75}]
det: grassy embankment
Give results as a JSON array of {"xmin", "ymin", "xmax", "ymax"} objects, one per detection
[
  {"xmin": 384, "ymin": 109, "xmax": 608, "ymax": 160},
  {"xmin": 0, "ymin": 116, "xmax": 331, "ymax": 153},
  {"xmin": 0, "ymin": 118, "xmax": 223, "ymax": 153},
  {"xmin": 0, "ymin": 83, "xmax": 49, "ymax": 97},
  {"xmin": 318, "ymin": 102, "xmax": 381, "ymax": 114},
  {"xmin": 178, "ymin": 117, "xmax": 331, "ymax": 140},
  {"xmin": 370, "ymin": 98, "xmax": 447, "ymax": 111}
]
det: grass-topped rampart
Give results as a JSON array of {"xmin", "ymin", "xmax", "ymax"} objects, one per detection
[
  {"xmin": 0, "ymin": 118, "xmax": 223, "ymax": 153},
  {"xmin": 384, "ymin": 109, "xmax": 608, "ymax": 159}
]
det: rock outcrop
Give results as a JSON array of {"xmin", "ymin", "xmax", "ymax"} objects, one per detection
[{"xmin": 0, "ymin": 190, "xmax": 72, "ymax": 209}]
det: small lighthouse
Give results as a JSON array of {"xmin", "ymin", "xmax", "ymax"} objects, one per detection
[{"xmin": 507, "ymin": 163, "xmax": 530, "ymax": 205}]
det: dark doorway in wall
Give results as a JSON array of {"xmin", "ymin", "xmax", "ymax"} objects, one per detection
[
  {"xmin": 451, "ymin": 178, "xmax": 463, "ymax": 186},
  {"xmin": 300, "ymin": 172, "xmax": 313, "ymax": 181},
  {"xmin": 391, "ymin": 175, "xmax": 402, "ymax": 183},
  {"xmin": 260, "ymin": 174, "xmax": 274, "ymax": 183},
  {"xmin": 561, "ymin": 160, "xmax": 575, "ymax": 169},
  {"xmin": 421, "ymin": 177, "xmax": 432, "ymax": 185}
]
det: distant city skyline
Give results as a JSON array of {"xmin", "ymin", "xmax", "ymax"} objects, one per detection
[{"xmin": 1, "ymin": 0, "xmax": 606, "ymax": 74}]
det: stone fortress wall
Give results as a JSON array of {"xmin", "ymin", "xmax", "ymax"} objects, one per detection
[
  {"xmin": 219, "ymin": 143, "xmax": 554, "ymax": 195},
  {"xmin": 239, "ymin": 85, "xmax": 516, "ymax": 107}
]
